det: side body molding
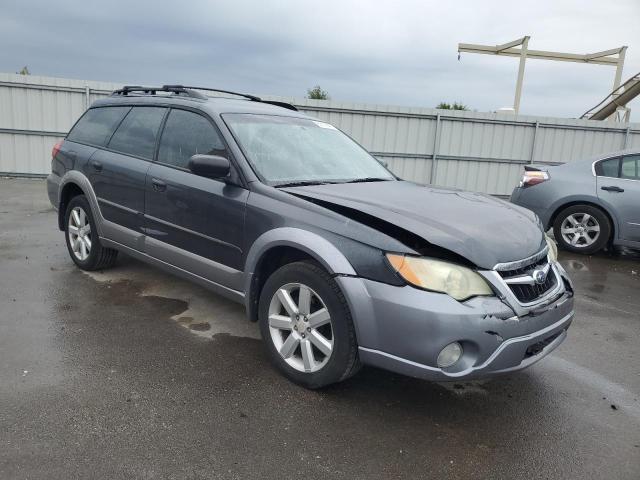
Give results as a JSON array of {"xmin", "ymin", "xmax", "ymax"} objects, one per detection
[{"xmin": 243, "ymin": 227, "xmax": 357, "ymax": 314}]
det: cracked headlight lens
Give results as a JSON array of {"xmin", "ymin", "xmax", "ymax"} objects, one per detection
[
  {"xmin": 386, "ymin": 254, "xmax": 493, "ymax": 301},
  {"xmin": 545, "ymin": 233, "xmax": 558, "ymax": 262}
]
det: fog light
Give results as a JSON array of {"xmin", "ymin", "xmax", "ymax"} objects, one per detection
[{"xmin": 437, "ymin": 342, "xmax": 463, "ymax": 368}]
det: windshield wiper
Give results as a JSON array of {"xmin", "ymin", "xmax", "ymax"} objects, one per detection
[
  {"xmin": 274, "ymin": 180, "xmax": 336, "ymax": 188},
  {"xmin": 274, "ymin": 177, "xmax": 392, "ymax": 188},
  {"xmin": 342, "ymin": 177, "xmax": 393, "ymax": 184}
]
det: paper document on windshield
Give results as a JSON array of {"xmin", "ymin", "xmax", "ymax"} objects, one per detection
[{"xmin": 313, "ymin": 121, "xmax": 337, "ymax": 130}]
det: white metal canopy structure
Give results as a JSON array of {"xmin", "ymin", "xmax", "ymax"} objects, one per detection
[{"xmin": 458, "ymin": 36, "xmax": 627, "ymax": 116}]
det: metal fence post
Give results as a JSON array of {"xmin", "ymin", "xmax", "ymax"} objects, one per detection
[
  {"xmin": 85, "ymin": 85, "xmax": 90, "ymax": 109},
  {"xmin": 623, "ymin": 126, "xmax": 630, "ymax": 148},
  {"xmin": 530, "ymin": 121, "xmax": 539, "ymax": 163},
  {"xmin": 429, "ymin": 113, "xmax": 441, "ymax": 184}
]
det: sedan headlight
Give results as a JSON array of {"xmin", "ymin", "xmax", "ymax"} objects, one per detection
[
  {"xmin": 545, "ymin": 233, "xmax": 558, "ymax": 262},
  {"xmin": 386, "ymin": 254, "xmax": 493, "ymax": 301}
]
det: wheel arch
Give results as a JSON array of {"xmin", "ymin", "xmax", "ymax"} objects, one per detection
[
  {"xmin": 57, "ymin": 171, "xmax": 104, "ymax": 235},
  {"xmin": 58, "ymin": 182, "xmax": 84, "ymax": 230},
  {"xmin": 243, "ymin": 228, "xmax": 356, "ymax": 322}
]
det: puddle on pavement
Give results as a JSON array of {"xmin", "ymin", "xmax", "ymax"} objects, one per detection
[
  {"xmin": 560, "ymin": 247, "xmax": 640, "ymax": 277},
  {"xmin": 83, "ymin": 258, "xmax": 259, "ymax": 340}
]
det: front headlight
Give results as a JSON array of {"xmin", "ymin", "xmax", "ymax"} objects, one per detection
[
  {"xmin": 386, "ymin": 254, "xmax": 493, "ymax": 301},
  {"xmin": 545, "ymin": 233, "xmax": 558, "ymax": 262}
]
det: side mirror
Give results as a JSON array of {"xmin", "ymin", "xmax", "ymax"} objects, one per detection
[
  {"xmin": 376, "ymin": 157, "xmax": 389, "ymax": 168},
  {"xmin": 188, "ymin": 154, "xmax": 230, "ymax": 179}
]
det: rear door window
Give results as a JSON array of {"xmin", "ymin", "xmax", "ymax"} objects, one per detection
[
  {"xmin": 621, "ymin": 155, "xmax": 639, "ymax": 180},
  {"xmin": 67, "ymin": 107, "xmax": 131, "ymax": 147},
  {"xmin": 107, "ymin": 107, "xmax": 167, "ymax": 160},
  {"xmin": 595, "ymin": 157, "xmax": 620, "ymax": 178},
  {"xmin": 157, "ymin": 109, "xmax": 227, "ymax": 169}
]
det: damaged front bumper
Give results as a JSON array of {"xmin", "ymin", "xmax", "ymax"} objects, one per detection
[{"xmin": 337, "ymin": 262, "xmax": 574, "ymax": 381}]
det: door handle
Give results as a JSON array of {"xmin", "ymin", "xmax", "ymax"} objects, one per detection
[
  {"xmin": 601, "ymin": 185, "xmax": 624, "ymax": 193},
  {"xmin": 151, "ymin": 178, "xmax": 167, "ymax": 192},
  {"xmin": 91, "ymin": 160, "xmax": 102, "ymax": 172}
]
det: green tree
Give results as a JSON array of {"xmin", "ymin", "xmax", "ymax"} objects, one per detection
[
  {"xmin": 436, "ymin": 101, "xmax": 468, "ymax": 111},
  {"xmin": 17, "ymin": 66, "xmax": 30, "ymax": 75},
  {"xmin": 307, "ymin": 85, "xmax": 329, "ymax": 100}
]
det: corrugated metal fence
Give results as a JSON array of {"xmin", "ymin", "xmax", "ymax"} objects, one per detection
[{"xmin": 2, "ymin": 72, "xmax": 640, "ymax": 195}]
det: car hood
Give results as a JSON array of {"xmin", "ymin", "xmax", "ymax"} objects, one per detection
[{"xmin": 283, "ymin": 181, "xmax": 545, "ymax": 269}]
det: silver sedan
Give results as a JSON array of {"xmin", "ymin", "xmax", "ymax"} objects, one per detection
[{"xmin": 511, "ymin": 150, "xmax": 640, "ymax": 254}]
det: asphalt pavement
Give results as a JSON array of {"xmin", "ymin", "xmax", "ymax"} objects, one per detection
[{"xmin": 1, "ymin": 177, "xmax": 639, "ymax": 479}]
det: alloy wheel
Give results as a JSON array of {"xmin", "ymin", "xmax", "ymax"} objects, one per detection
[
  {"xmin": 560, "ymin": 213, "xmax": 600, "ymax": 248},
  {"xmin": 268, "ymin": 282, "xmax": 334, "ymax": 373},
  {"xmin": 68, "ymin": 206, "xmax": 92, "ymax": 261}
]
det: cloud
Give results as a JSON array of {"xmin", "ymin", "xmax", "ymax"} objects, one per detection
[{"xmin": 1, "ymin": 0, "xmax": 639, "ymax": 118}]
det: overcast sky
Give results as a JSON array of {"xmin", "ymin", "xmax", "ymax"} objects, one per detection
[{"xmin": 2, "ymin": 0, "xmax": 639, "ymax": 118}]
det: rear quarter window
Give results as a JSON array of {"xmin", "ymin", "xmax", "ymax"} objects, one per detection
[
  {"xmin": 594, "ymin": 157, "xmax": 620, "ymax": 178},
  {"xmin": 67, "ymin": 106, "xmax": 131, "ymax": 147}
]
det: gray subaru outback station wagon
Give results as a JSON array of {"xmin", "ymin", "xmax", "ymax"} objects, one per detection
[{"xmin": 47, "ymin": 85, "xmax": 575, "ymax": 388}]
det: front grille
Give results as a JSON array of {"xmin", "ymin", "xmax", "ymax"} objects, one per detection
[{"xmin": 498, "ymin": 256, "xmax": 557, "ymax": 303}]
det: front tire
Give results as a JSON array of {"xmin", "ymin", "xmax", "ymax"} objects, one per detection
[
  {"xmin": 64, "ymin": 195, "xmax": 118, "ymax": 270},
  {"xmin": 258, "ymin": 261, "xmax": 360, "ymax": 388},
  {"xmin": 553, "ymin": 204, "xmax": 611, "ymax": 254}
]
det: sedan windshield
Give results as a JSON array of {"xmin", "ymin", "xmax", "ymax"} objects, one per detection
[{"xmin": 223, "ymin": 114, "xmax": 395, "ymax": 186}]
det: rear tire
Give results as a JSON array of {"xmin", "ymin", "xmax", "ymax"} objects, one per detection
[
  {"xmin": 553, "ymin": 204, "xmax": 611, "ymax": 254},
  {"xmin": 64, "ymin": 195, "xmax": 118, "ymax": 270},
  {"xmin": 258, "ymin": 261, "xmax": 360, "ymax": 389}
]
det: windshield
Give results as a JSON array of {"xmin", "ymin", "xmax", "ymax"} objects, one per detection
[{"xmin": 223, "ymin": 114, "xmax": 395, "ymax": 186}]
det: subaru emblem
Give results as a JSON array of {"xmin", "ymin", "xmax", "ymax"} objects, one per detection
[{"xmin": 533, "ymin": 269, "xmax": 547, "ymax": 285}]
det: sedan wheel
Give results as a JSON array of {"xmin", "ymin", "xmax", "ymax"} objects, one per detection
[
  {"xmin": 268, "ymin": 283, "xmax": 333, "ymax": 373},
  {"xmin": 553, "ymin": 204, "xmax": 611, "ymax": 255},
  {"xmin": 560, "ymin": 213, "xmax": 600, "ymax": 248}
]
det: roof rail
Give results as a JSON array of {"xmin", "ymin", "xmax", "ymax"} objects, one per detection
[
  {"xmin": 112, "ymin": 85, "xmax": 208, "ymax": 99},
  {"xmin": 259, "ymin": 100, "xmax": 299, "ymax": 111},
  {"xmin": 178, "ymin": 86, "xmax": 261, "ymax": 101},
  {"xmin": 111, "ymin": 84, "xmax": 298, "ymax": 111}
]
